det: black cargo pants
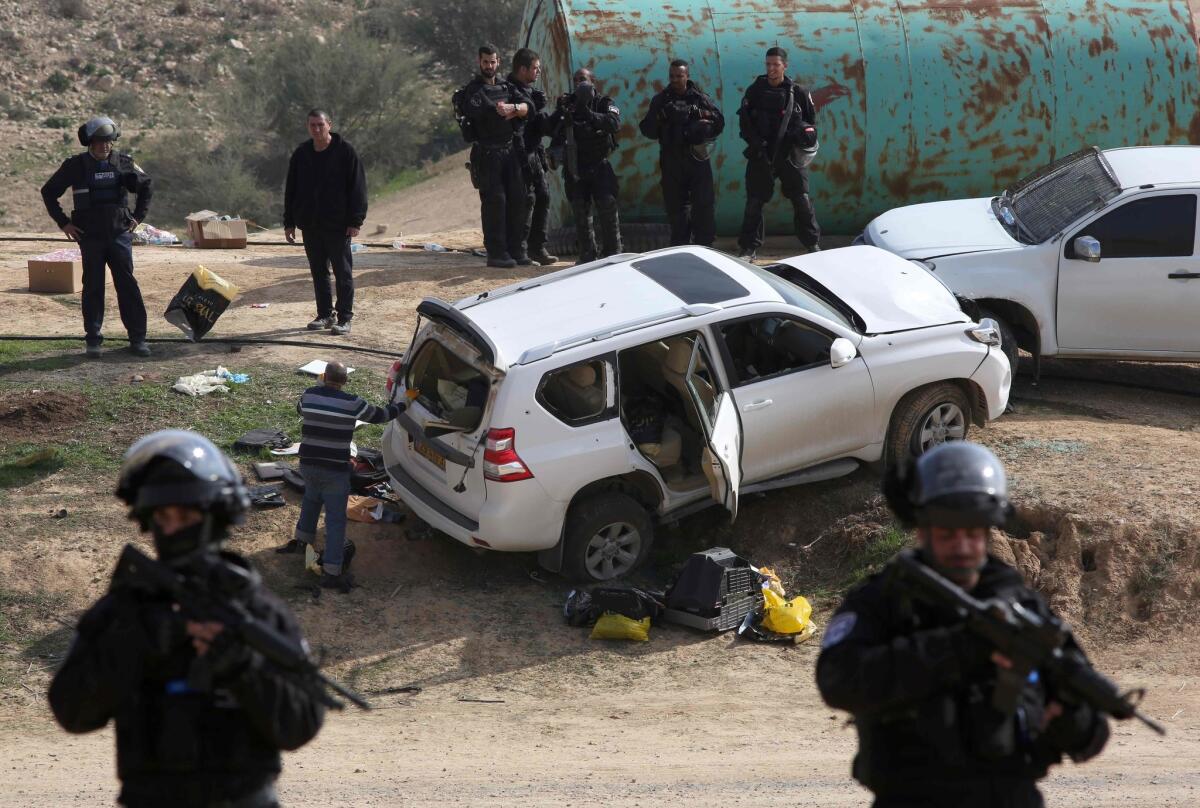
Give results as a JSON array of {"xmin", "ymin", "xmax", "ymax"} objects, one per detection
[
  {"xmin": 738, "ymin": 149, "xmax": 820, "ymax": 252},
  {"xmin": 473, "ymin": 143, "xmax": 527, "ymax": 260},
  {"xmin": 565, "ymin": 159, "xmax": 621, "ymax": 261},
  {"xmin": 660, "ymin": 148, "xmax": 716, "ymax": 247},
  {"xmin": 80, "ymin": 230, "xmax": 147, "ymax": 347}
]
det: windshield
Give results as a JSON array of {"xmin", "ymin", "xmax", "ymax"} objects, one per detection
[
  {"xmin": 736, "ymin": 260, "xmax": 862, "ymax": 332},
  {"xmin": 1000, "ymin": 147, "xmax": 1121, "ymax": 244}
]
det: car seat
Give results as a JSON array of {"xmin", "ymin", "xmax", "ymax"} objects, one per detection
[
  {"xmin": 557, "ymin": 363, "xmax": 605, "ymax": 418},
  {"xmin": 662, "ymin": 337, "xmax": 715, "ymax": 432}
]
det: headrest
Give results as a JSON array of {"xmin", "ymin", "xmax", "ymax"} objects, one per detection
[
  {"xmin": 567, "ymin": 363, "xmax": 597, "ymax": 388},
  {"xmin": 664, "ymin": 339, "xmax": 693, "ymax": 374}
]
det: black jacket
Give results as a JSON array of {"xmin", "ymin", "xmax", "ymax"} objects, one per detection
[
  {"xmin": 48, "ymin": 550, "xmax": 326, "ymax": 807},
  {"xmin": 639, "ymin": 81, "xmax": 725, "ymax": 149},
  {"xmin": 737, "ymin": 75, "xmax": 817, "ymax": 157},
  {"xmin": 816, "ymin": 554, "xmax": 1109, "ymax": 797},
  {"xmin": 548, "ymin": 91, "xmax": 621, "ymax": 168},
  {"xmin": 507, "ymin": 73, "xmax": 551, "ymax": 171},
  {"xmin": 283, "ymin": 133, "xmax": 368, "ymax": 232},
  {"xmin": 41, "ymin": 151, "xmax": 152, "ymax": 238},
  {"xmin": 460, "ymin": 75, "xmax": 524, "ymax": 148}
]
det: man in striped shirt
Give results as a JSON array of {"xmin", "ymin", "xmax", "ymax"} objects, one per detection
[{"xmin": 280, "ymin": 361, "xmax": 404, "ymax": 592}]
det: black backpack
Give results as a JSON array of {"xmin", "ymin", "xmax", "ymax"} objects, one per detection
[{"xmin": 452, "ymin": 85, "xmax": 478, "ymax": 144}]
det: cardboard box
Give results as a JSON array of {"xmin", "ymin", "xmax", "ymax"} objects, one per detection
[
  {"xmin": 28, "ymin": 259, "xmax": 83, "ymax": 294},
  {"xmin": 186, "ymin": 210, "xmax": 248, "ymax": 249}
]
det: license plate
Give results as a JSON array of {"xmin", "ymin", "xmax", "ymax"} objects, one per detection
[{"xmin": 410, "ymin": 437, "xmax": 446, "ymax": 471}]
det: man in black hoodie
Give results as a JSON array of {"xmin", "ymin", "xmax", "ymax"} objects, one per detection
[
  {"xmin": 817, "ymin": 443, "xmax": 1110, "ymax": 808},
  {"xmin": 283, "ymin": 109, "xmax": 368, "ymax": 335},
  {"xmin": 736, "ymin": 47, "xmax": 820, "ymax": 261},
  {"xmin": 639, "ymin": 59, "xmax": 724, "ymax": 247},
  {"xmin": 41, "ymin": 116, "xmax": 152, "ymax": 359}
]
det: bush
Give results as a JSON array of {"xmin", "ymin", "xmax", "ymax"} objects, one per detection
[
  {"xmin": 227, "ymin": 28, "xmax": 440, "ymax": 184},
  {"xmin": 42, "ymin": 116, "xmax": 72, "ymax": 129},
  {"xmin": 173, "ymin": 0, "xmax": 191, "ymax": 14},
  {"xmin": 100, "ymin": 87, "xmax": 145, "ymax": 119},
  {"xmin": 137, "ymin": 133, "xmax": 280, "ymax": 227},
  {"xmin": 45, "ymin": 71, "xmax": 72, "ymax": 93},
  {"xmin": 53, "ymin": 0, "xmax": 90, "ymax": 20},
  {"xmin": 375, "ymin": 0, "xmax": 524, "ymax": 81}
]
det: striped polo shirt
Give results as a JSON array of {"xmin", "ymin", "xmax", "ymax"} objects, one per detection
[{"xmin": 297, "ymin": 385, "xmax": 403, "ymax": 470}]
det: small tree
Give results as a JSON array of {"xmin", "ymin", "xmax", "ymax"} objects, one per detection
[
  {"xmin": 370, "ymin": 0, "xmax": 524, "ymax": 81},
  {"xmin": 227, "ymin": 28, "xmax": 440, "ymax": 186}
]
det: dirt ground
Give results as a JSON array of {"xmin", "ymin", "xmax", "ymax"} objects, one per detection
[{"xmin": 0, "ymin": 175, "xmax": 1198, "ymax": 806}]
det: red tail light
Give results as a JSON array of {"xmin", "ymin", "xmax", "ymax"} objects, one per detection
[
  {"xmin": 386, "ymin": 359, "xmax": 404, "ymax": 393},
  {"xmin": 483, "ymin": 428, "xmax": 533, "ymax": 482}
]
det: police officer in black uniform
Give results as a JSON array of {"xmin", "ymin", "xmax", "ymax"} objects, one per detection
[
  {"xmin": 639, "ymin": 59, "xmax": 725, "ymax": 247},
  {"xmin": 41, "ymin": 116, "xmax": 152, "ymax": 358},
  {"xmin": 507, "ymin": 47, "xmax": 558, "ymax": 267},
  {"xmin": 736, "ymin": 47, "xmax": 820, "ymax": 261},
  {"xmin": 816, "ymin": 442, "xmax": 1110, "ymax": 808},
  {"xmin": 459, "ymin": 44, "xmax": 531, "ymax": 269},
  {"xmin": 49, "ymin": 430, "xmax": 326, "ymax": 808},
  {"xmin": 548, "ymin": 67, "xmax": 622, "ymax": 263}
]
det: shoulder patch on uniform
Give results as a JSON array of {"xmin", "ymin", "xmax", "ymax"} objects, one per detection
[{"xmin": 821, "ymin": 612, "xmax": 857, "ymax": 649}]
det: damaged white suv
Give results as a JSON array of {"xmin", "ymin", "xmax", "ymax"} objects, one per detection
[{"xmin": 381, "ymin": 246, "xmax": 1010, "ymax": 582}]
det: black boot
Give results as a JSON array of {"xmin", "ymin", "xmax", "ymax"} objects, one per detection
[{"xmin": 595, "ymin": 195, "xmax": 622, "ymax": 257}]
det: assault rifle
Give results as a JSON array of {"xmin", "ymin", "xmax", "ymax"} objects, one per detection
[
  {"xmin": 113, "ymin": 544, "xmax": 371, "ymax": 711},
  {"xmin": 893, "ymin": 550, "xmax": 1164, "ymax": 735}
]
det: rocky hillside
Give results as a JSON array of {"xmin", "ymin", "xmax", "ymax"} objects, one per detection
[{"xmin": 0, "ymin": 0, "xmax": 354, "ymax": 230}]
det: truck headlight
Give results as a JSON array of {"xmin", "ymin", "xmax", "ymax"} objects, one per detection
[{"xmin": 967, "ymin": 318, "xmax": 1002, "ymax": 347}]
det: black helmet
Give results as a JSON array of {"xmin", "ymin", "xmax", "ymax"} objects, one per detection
[
  {"xmin": 116, "ymin": 429, "xmax": 249, "ymax": 531},
  {"xmin": 78, "ymin": 116, "xmax": 121, "ymax": 146},
  {"xmin": 884, "ymin": 442, "xmax": 1012, "ymax": 529}
]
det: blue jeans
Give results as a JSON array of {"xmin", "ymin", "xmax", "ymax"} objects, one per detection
[{"xmin": 294, "ymin": 464, "xmax": 350, "ymax": 575}]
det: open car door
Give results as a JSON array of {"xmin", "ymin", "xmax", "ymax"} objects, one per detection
[{"xmin": 683, "ymin": 335, "xmax": 742, "ymax": 522}]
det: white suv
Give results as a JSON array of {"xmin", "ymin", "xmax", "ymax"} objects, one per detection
[
  {"xmin": 858, "ymin": 146, "xmax": 1200, "ymax": 371},
  {"xmin": 382, "ymin": 246, "xmax": 1010, "ymax": 581}
]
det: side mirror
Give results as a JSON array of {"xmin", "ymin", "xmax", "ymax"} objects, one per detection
[
  {"xmin": 1073, "ymin": 235, "xmax": 1101, "ymax": 263},
  {"xmin": 830, "ymin": 337, "xmax": 857, "ymax": 369}
]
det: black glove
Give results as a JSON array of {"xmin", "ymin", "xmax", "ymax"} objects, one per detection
[
  {"xmin": 204, "ymin": 626, "xmax": 256, "ymax": 684},
  {"xmin": 556, "ymin": 93, "xmax": 573, "ymax": 112},
  {"xmin": 574, "ymin": 81, "xmax": 595, "ymax": 114}
]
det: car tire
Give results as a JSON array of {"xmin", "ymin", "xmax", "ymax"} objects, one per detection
[
  {"xmin": 885, "ymin": 383, "xmax": 972, "ymax": 469},
  {"xmin": 562, "ymin": 491, "xmax": 654, "ymax": 582},
  {"xmin": 980, "ymin": 308, "xmax": 1019, "ymax": 375}
]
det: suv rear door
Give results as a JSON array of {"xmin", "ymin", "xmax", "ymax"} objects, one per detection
[{"xmin": 391, "ymin": 320, "xmax": 500, "ymax": 524}]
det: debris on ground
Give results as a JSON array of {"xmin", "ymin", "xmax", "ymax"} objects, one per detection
[
  {"xmin": 298, "ymin": 359, "xmax": 355, "ymax": 377},
  {"xmin": 233, "ymin": 428, "xmax": 291, "ymax": 453},
  {"xmin": 171, "ymin": 365, "xmax": 247, "ymax": 396},
  {"xmin": 131, "ymin": 223, "xmax": 178, "ymax": 246},
  {"xmin": 164, "ymin": 265, "xmax": 240, "ymax": 341}
]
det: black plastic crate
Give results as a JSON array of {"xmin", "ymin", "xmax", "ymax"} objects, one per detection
[{"xmin": 663, "ymin": 591, "xmax": 763, "ymax": 632}]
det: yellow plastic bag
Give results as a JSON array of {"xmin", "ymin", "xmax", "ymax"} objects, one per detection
[
  {"xmin": 589, "ymin": 612, "xmax": 651, "ymax": 641},
  {"xmin": 761, "ymin": 589, "xmax": 813, "ymax": 635}
]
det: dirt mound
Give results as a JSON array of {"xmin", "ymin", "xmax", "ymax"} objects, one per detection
[
  {"xmin": 763, "ymin": 491, "xmax": 1200, "ymax": 644},
  {"xmin": 995, "ymin": 502, "xmax": 1200, "ymax": 641},
  {"xmin": 0, "ymin": 390, "xmax": 84, "ymax": 438}
]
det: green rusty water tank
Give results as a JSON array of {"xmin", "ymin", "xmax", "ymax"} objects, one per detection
[{"xmin": 519, "ymin": 0, "xmax": 1200, "ymax": 235}]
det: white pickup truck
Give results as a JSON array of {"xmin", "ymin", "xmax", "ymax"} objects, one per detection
[{"xmin": 857, "ymin": 146, "xmax": 1200, "ymax": 373}]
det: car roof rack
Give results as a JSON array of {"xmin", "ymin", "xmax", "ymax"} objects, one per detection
[
  {"xmin": 457, "ymin": 253, "xmax": 639, "ymax": 310},
  {"xmin": 515, "ymin": 303, "xmax": 721, "ymax": 365}
]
